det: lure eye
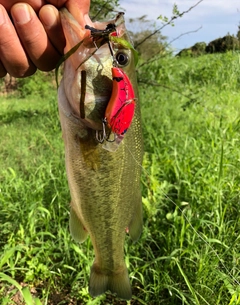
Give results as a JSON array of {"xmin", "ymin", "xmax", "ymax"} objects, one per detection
[{"xmin": 115, "ymin": 52, "xmax": 129, "ymax": 66}]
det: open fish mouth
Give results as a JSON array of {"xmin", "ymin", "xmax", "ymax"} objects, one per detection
[{"xmin": 58, "ymin": 9, "xmax": 138, "ymax": 151}]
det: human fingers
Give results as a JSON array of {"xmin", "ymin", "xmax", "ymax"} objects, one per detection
[
  {"xmin": 0, "ymin": 4, "xmax": 36, "ymax": 77},
  {"xmin": 65, "ymin": 0, "xmax": 91, "ymax": 26},
  {"xmin": 0, "ymin": 0, "xmax": 45, "ymax": 12},
  {"xmin": 40, "ymin": 0, "xmax": 92, "ymax": 55},
  {"xmin": 39, "ymin": 4, "xmax": 65, "ymax": 54},
  {"xmin": 11, "ymin": 3, "xmax": 62, "ymax": 72},
  {"xmin": 0, "ymin": 60, "xmax": 7, "ymax": 78},
  {"xmin": 47, "ymin": 0, "xmax": 67, "ymax": 7}
]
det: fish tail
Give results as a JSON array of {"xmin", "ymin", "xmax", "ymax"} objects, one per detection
[
  {"xmin": 69, "ymin": 206, "xmax": 88, "ymax": 243},
  {"xmin": 89, "ymin": 263, "xmax": 132, "ymax": 300}
]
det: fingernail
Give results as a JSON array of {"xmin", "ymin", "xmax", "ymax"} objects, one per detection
[
  {"xmin": 40, "ymin": 6, "xmax": 58, "ymax": 28},
  {"xmin": 0, "ymin": 5, "xmax": 7, "ymax": 26},
  {"xmin": 11, "ymin": 3, "xmax": 31, "ymax": 25}
]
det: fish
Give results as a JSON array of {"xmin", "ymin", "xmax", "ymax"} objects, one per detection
[{"xmin": 58, "ymin": 7, "xmax": 143, "ymax": 300}]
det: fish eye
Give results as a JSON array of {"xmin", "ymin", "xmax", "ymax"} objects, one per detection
[{"xmin": 115, "ymin": 52, "xmax": 129, "ymax": 67}]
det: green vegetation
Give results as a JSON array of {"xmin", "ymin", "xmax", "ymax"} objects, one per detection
[
  {"xmin": 1, "ymin": 52, "xmax": 240, "ymax": 304},
  {"xmin": 176, "ymin": 35, "xmax": 240, "ymax": 58}
]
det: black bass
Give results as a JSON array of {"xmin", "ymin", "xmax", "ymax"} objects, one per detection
[{"xmin": 58, "ymin": 7, "xmax": 143, "ymax": 300}]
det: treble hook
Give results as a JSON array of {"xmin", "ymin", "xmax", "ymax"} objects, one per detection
[
  {"xmin": 95, "ymin": 119, "xmax": 107, "ymax": 143},
  {"xmin": 107, "ymin": 41, "xmax": 118, "ymax": 67}
]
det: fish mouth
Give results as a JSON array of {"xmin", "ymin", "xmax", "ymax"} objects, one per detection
[
  {"xmin": 59, "ymin": 8, "xmax": 133, "ymax": 148},
  {"xmin": 59, "ymin": 9, "xmax": 125, "ymax": 113},
  {"xmin": 60, "ymin": 8, "xmax": 91, "ymax": 54},
  {"xmin": 60, "ymin": 8, "xmax": 125, "ymax": 55}
]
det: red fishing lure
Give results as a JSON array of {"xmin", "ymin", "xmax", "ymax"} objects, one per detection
[{"xmin": 105, "ymin": 67, "xmax": 136, "ymax": 136}]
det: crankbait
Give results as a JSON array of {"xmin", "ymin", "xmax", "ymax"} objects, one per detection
[{"xmin": 104, "ymin": 67, "xmax": 136, "ymax": 139}]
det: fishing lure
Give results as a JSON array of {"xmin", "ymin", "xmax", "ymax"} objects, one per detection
[{"xmin": 104, "ymin": 67, "xmax": 136, "ymax": 138}]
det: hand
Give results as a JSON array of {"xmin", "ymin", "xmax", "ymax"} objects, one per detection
[{"xmin": 0, "ymin": 0, "xmax": 90, "ymax": 78}]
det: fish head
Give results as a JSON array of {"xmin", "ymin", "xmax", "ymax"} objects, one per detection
[{"xmin": 59, "ymin": 8, "xmax": 138, "ymax": 134}]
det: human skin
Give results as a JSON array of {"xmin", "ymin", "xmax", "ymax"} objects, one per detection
[{"xmin": 0, "ymin": 0, "xmax": 91, "ymax": 77}]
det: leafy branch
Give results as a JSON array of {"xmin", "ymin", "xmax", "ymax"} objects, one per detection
[
  {"xmin": 137, "ymin": 26, "xmax": 203, "ymax": 68},
  {"xmin": 135, "ymin": 0, "xmax": 204, "ymax": 48},
  {"xmin": 168, "ymin": 26, "xmax": 203, "ymax": 52}
]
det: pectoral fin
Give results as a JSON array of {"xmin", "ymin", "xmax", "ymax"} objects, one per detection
[{"xmin": 69, "ymin": 206, "xmax": 88, "ymax": 243}]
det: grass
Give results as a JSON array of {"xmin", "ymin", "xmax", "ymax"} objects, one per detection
[{"xmin": 0, "ymin": 52, "xmax": 240, "ymax": 304}]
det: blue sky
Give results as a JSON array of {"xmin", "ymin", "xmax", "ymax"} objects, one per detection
[{"xmin": 119, "ymin": 0, "xmax": 240, "ymax": 53}]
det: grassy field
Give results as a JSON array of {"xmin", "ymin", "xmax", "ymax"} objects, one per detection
[{"xmin": 0, "ymin": 52, "xmax": 240, "ymax": 305}]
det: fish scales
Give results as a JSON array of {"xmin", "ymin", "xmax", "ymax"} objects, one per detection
[{"xmin": 58, "ymin": 7, "xmax": 143, "ymax": 300}]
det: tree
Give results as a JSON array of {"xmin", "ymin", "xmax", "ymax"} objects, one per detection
[
  {"xmin": 128, "ymin": 16, "xmax": 167, "ymax": 61},
  {"xmin": 236, "ymin": 24, "xmax": 240, "ymax": 41},
  {"xmin": 89, "ymin": 0, "xmax": 120, "ymax": 20}
]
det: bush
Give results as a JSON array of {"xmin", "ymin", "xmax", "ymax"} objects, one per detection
[
  {"xmin": 206, "ymin": 35, "xmax": 240, "ymax": 53},
  {"xmin": 16, "ymin": 71, "xmax": 56, "ymax": 99},
  {"xmin": 176, "ymin": 42, "xmax": 206, "ymax": 57}
]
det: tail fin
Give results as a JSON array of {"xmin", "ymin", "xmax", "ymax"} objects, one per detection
[{"xmin": 89, "ymin": 263, "xmax": 132, "ymax": 300}]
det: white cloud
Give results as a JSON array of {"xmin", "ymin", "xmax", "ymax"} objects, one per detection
[
  {"xmin": 119, "ymin": 0, "xmax": 240, "ymax": 51},
  {"xmin": 119, "ymin": 0, "xmax": 162, "ymax": 20},
  {"xmin": 169, "ymin": 1, "xmax": 239, "ymax": 48},
  {"xmin": 120, "ymin": 0, "xmax": 240, "ymax": 20}
]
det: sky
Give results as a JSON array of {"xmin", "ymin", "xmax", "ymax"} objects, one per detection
[{"xmin": 118, "ymin": 0, "xmax": 240, "ymax": 53}]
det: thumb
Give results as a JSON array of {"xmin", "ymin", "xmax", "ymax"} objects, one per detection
[{"xmin": 65, "ymin": 0, "xmax": 92, "ymax": 27}]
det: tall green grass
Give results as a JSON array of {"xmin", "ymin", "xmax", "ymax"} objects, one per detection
[{"xmin": 0, "ymin": 52, "xmax": 240, "ymax": 304}]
